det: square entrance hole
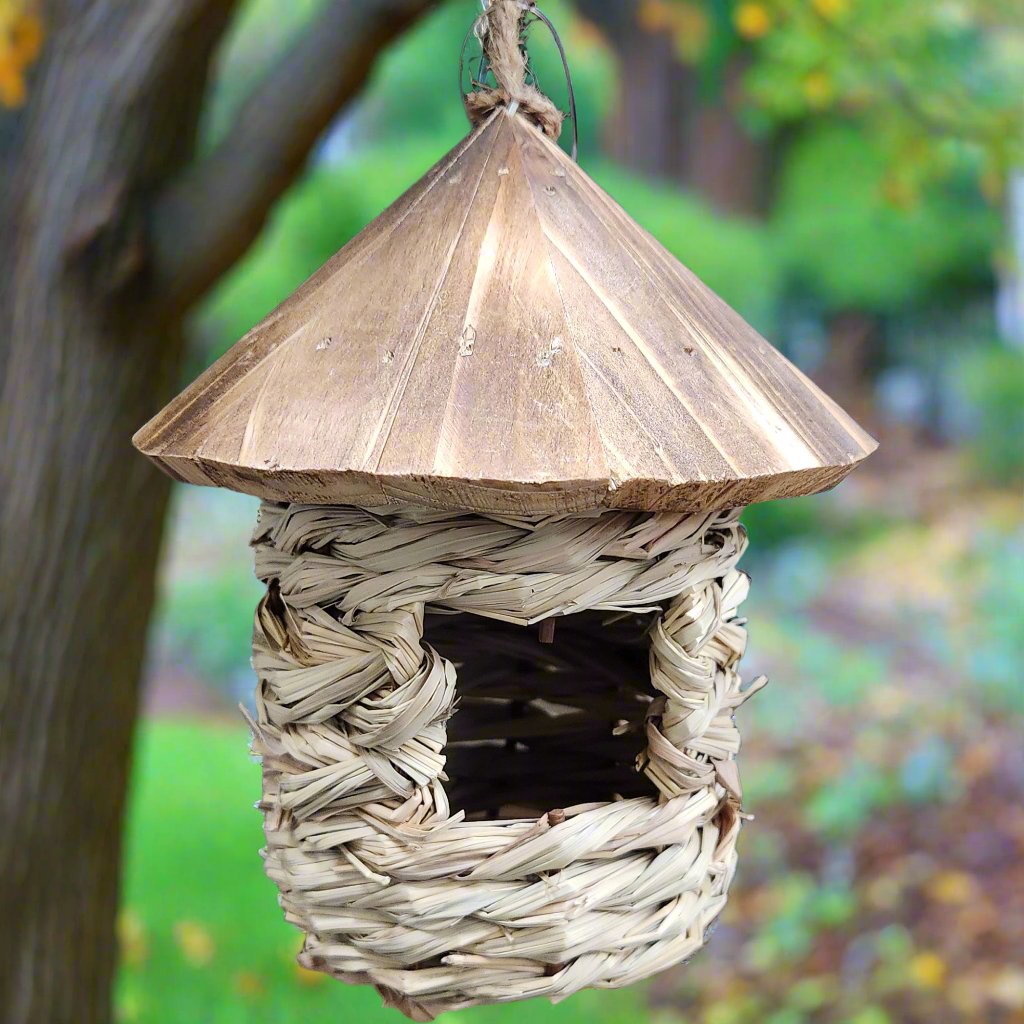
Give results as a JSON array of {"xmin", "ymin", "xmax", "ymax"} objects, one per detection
[{"xmin": 425, "ymin": 609, "xmax": 660, "ymax": 819}]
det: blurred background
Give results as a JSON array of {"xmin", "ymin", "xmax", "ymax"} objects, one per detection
[{"xmin": 2, "ymin": 1, "xmax": 1022, "ymax": 1023}]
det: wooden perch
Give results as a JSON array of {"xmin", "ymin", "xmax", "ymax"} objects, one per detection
[{"xmin": 151, "ymin": 0, "xmax": 438, "ymax": 312}]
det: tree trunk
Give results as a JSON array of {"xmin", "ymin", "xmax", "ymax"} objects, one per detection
[
  {"xmin": 573, "ymin": 0, "xmax": 770, "ymax": 215},
  {"xmin": 603, "ymin": 16, "xmax": 695, "ymax": 180},
  {"xmin": 0, "ymin": 293, "xmax": 184, "ymax": 1024},
  {"xmin": 686, "ymin": 55, "xmax": 771, "ymax": 216},
  {"xmin": 0, "ymin": 7, "xmax": 238, "ymax": 1020},
  {"xmin": 816, "ymin": 310, "xmax": 882, "ymax": 429},
  {"xmin": 0, "ymin": 2, "xmax": 435, "ymax": 1021}
]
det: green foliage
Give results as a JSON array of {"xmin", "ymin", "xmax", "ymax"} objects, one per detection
[
  {"xmin": 744, "ymin": 496, "xmax": 826, "ymax": 549},
  {"xmin": 963, "ymin": 527, "xmax": 1024, "ymax": 714},
  {"xmin": 158, "ymin": 572, "xmax": 259, "ymax": 685},
  {"xmin": 898, "ymin": 737, "xmax": 955, "ymax": 804},
  {"xmin": 357, "ymin": 1, "xmax": 488, "ymax": 151},
  {"xmin": 955, "ymin": 343, "xmax": 1024, "ymax": 482},
  {"xmin": 361, "ymin": 0, "xmax": 616, "ymax": 158},
  {"xmin": 740, "ymin": 0, "xmax": 1024, "ymax": 182},
  {"xmin": 772, "ymin": 121, "xmax": 997, "ymax": 314},
  {"xmin": 845, "ymin": 1009, "xmax": 892, "ymax": 1024},
  {"xmin": 800, "ymin": 739, "xmax": 954, "ymax": 840},
  {"xmin": 804, "ymin": 759, "xmax": 899, "ymax": 840},
  {"xmin": 743, "ymin": 760, "xmax": 799, "ymax": 804},
  {"xmin": 201, "ymin": 0, "xmax": 330, "ymax": 153},
  {"xmin": 152, "ymin": 489, "xmax": 261, "ymax": 688},
  {"xmin": 745, "ymin": 873, "xmax": 857, "ymax": 969}
]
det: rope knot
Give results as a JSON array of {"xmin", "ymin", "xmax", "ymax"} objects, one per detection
[{"xmin": 464, "ymin": 0, "xmax": 565, "ymax": 141}]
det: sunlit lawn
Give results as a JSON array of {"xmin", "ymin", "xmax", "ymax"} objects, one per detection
[{"xmin": 117, "ymin": 721, "xmax": 649, "ymax": 1024}]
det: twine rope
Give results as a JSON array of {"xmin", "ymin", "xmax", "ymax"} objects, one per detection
[
  {"xmin": 249, "ymin": 502, "xmax": 764, "ymax": 1020},
  {"xmin": 464, "ymin": 0, "xmax": 565, "ymax": 140}
]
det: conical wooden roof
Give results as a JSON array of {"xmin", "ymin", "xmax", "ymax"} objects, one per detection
[{"xmin": 135, "ymin": 111, "xmax": 876, "ymax": 514}]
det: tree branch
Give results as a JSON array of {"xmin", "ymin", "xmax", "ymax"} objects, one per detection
[{"xmin": 151, "ymin": 0, "xmax": 438, "ymax": 312}]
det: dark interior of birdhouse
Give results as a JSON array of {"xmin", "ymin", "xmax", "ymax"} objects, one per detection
[{"xmin": 426, "ymin": 610, "xmax": 660, "ymax": 819}]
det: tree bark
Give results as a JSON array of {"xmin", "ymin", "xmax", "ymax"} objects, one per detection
[
  {"xmin": 0, "ymin": 6, "xmax": 239, "ymax": 1020},
  {"xmin": 0, "ymin": 2, "xmax": 434, "ymax": 1021},
  {"xmin": 686, "ymin": 55, "xmax": 771, "ymax": 216},
  {"xmin": 152, "ymin": 0, "xmax": 439, "ymax": 311},
  {"xmin": 816, "ymin": 310, "xmax": 882, "ymax": 429}
]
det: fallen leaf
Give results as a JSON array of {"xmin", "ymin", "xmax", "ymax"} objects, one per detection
[
  {"xmin": 909, "ymin": 951, "xmax": 947, "ymax": 989},
  {"xmin": 173, "ymin": 920, "xmax": 215, "ymax": 967}
]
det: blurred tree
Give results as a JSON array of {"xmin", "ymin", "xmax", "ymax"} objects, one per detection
[
  {"xmin": 772, "ymin": 120, "xmax": 998, "ymax": 416},
  {"xmin": 736, "ymin": 0, "xmax": 1024, "ymax": 184},
  {"xmin": 573, "ymin": 0, "xmax": 773, "ymax": 214},
  {"xmin": 594, "ymin": 0, "xmax": 1021, "ymax": 414},
  {"xmin": 735, "ymin": 0, "xmax": 1024, "ymax": 366},
  {"xmin": 0, "ymin": 2, "xmax": 436, "ymax": 1022}
]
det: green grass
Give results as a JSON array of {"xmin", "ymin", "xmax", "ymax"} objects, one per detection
[{"xmin": 118, "ymin": 721, "xmax": 652, "ymax": 1024}]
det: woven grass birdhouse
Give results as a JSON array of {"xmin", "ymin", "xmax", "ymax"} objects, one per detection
[{"xmin": 135, "ymin": 2, "xmax": 876, "ymax": 1018}]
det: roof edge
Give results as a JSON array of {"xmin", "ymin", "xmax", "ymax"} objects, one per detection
[{"xmin": 135, "ymin": 440, "xmax": 876, "ymax": 516}]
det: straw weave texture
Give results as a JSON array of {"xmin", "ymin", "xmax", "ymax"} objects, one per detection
[{"xmin": 248, "ymin": 502, "xmax": 762, "ymax": 1019}]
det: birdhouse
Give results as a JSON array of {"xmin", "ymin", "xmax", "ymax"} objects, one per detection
[{"xmin": 134, "ymin": 2, "xmax": 875, "ymax": 1018}]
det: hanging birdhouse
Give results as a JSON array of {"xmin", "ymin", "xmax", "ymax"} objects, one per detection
[{"xmin": 135, "ymin": 2, "xmax": 876, "ymax": 1018}]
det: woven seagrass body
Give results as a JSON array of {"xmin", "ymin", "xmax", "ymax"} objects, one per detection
[{"xmin": 249, "ymin": 501, "xmax": 764, "ymax": 1019}]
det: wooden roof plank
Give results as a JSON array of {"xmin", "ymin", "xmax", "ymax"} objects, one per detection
[{"xmin": 134, "ymin": 113, "xmax": 876, "ymax": 513}]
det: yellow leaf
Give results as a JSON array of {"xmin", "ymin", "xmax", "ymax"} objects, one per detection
[
  {"xmin": 802, "ymin": 69, "xmax": 835, "ymax": 109},
  {"xmin": 734, "ymin": 2, "xmax": 772, "ymax": 40},
  {"xmin": 0, "ymin": 6, "xmax": 43, "ymax": 109},
  {"xmin": 117, "ymin": 910, "xmax": 150, "ymax": 968},
  {"xmin": 173, "ymin": 920, "xmax": 216, "ymax": 967},
  {"xmin": 115, "ymin": 990, "xmax": 143, "ymax": 1024},
  {"xmin": 909, "ymin": 951, "xmax": 948, "ymax": 989},
  {"xmin": 669, "ymin": 3, "xmax": 710, "ymax": 62},
  {"xmin": 925, "ymin": 870, "xmax": 975, "ymax": 905},
  {"xmin": 948, "ymin": 975, "xmax": 986, "ymax": 1014},
  {"xmin": 638, "ymin": 0, "xmax": 674, "ymax": 33},
  {"xmin": 958, "ymin": 739, "xmax": 997, "ymax": 781},
  {"xmin": 980, "ymin": 166, "xmax": 1005, "ymax": 204},
  {"xmin": 0, "ymin": 59, "xmax": 26, "ymax": 107},
  {"xmin": 294, "ymin": 961, "xmax": 328, "ymax": 987},
  {"xmin": 868, "ymin": 685, "xmax": 907, "ymax": 718},
  {"xmin": 233, "ymin": 971, "xmax": 265, "ymax": 997},
  {"xmin": 865, "ymin": 875, "xmax": 902, "ymax": 910},
  {"xmin": 881, "ymin": 174, "xmax": 920, "ymax": 210},
  {"xmin": 812, "ymin": 0, "xmax": 850, "ymax": 20},
  {"xmin": 11, "ymin": 13, "xmax": 42, "ymax": 64}
]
